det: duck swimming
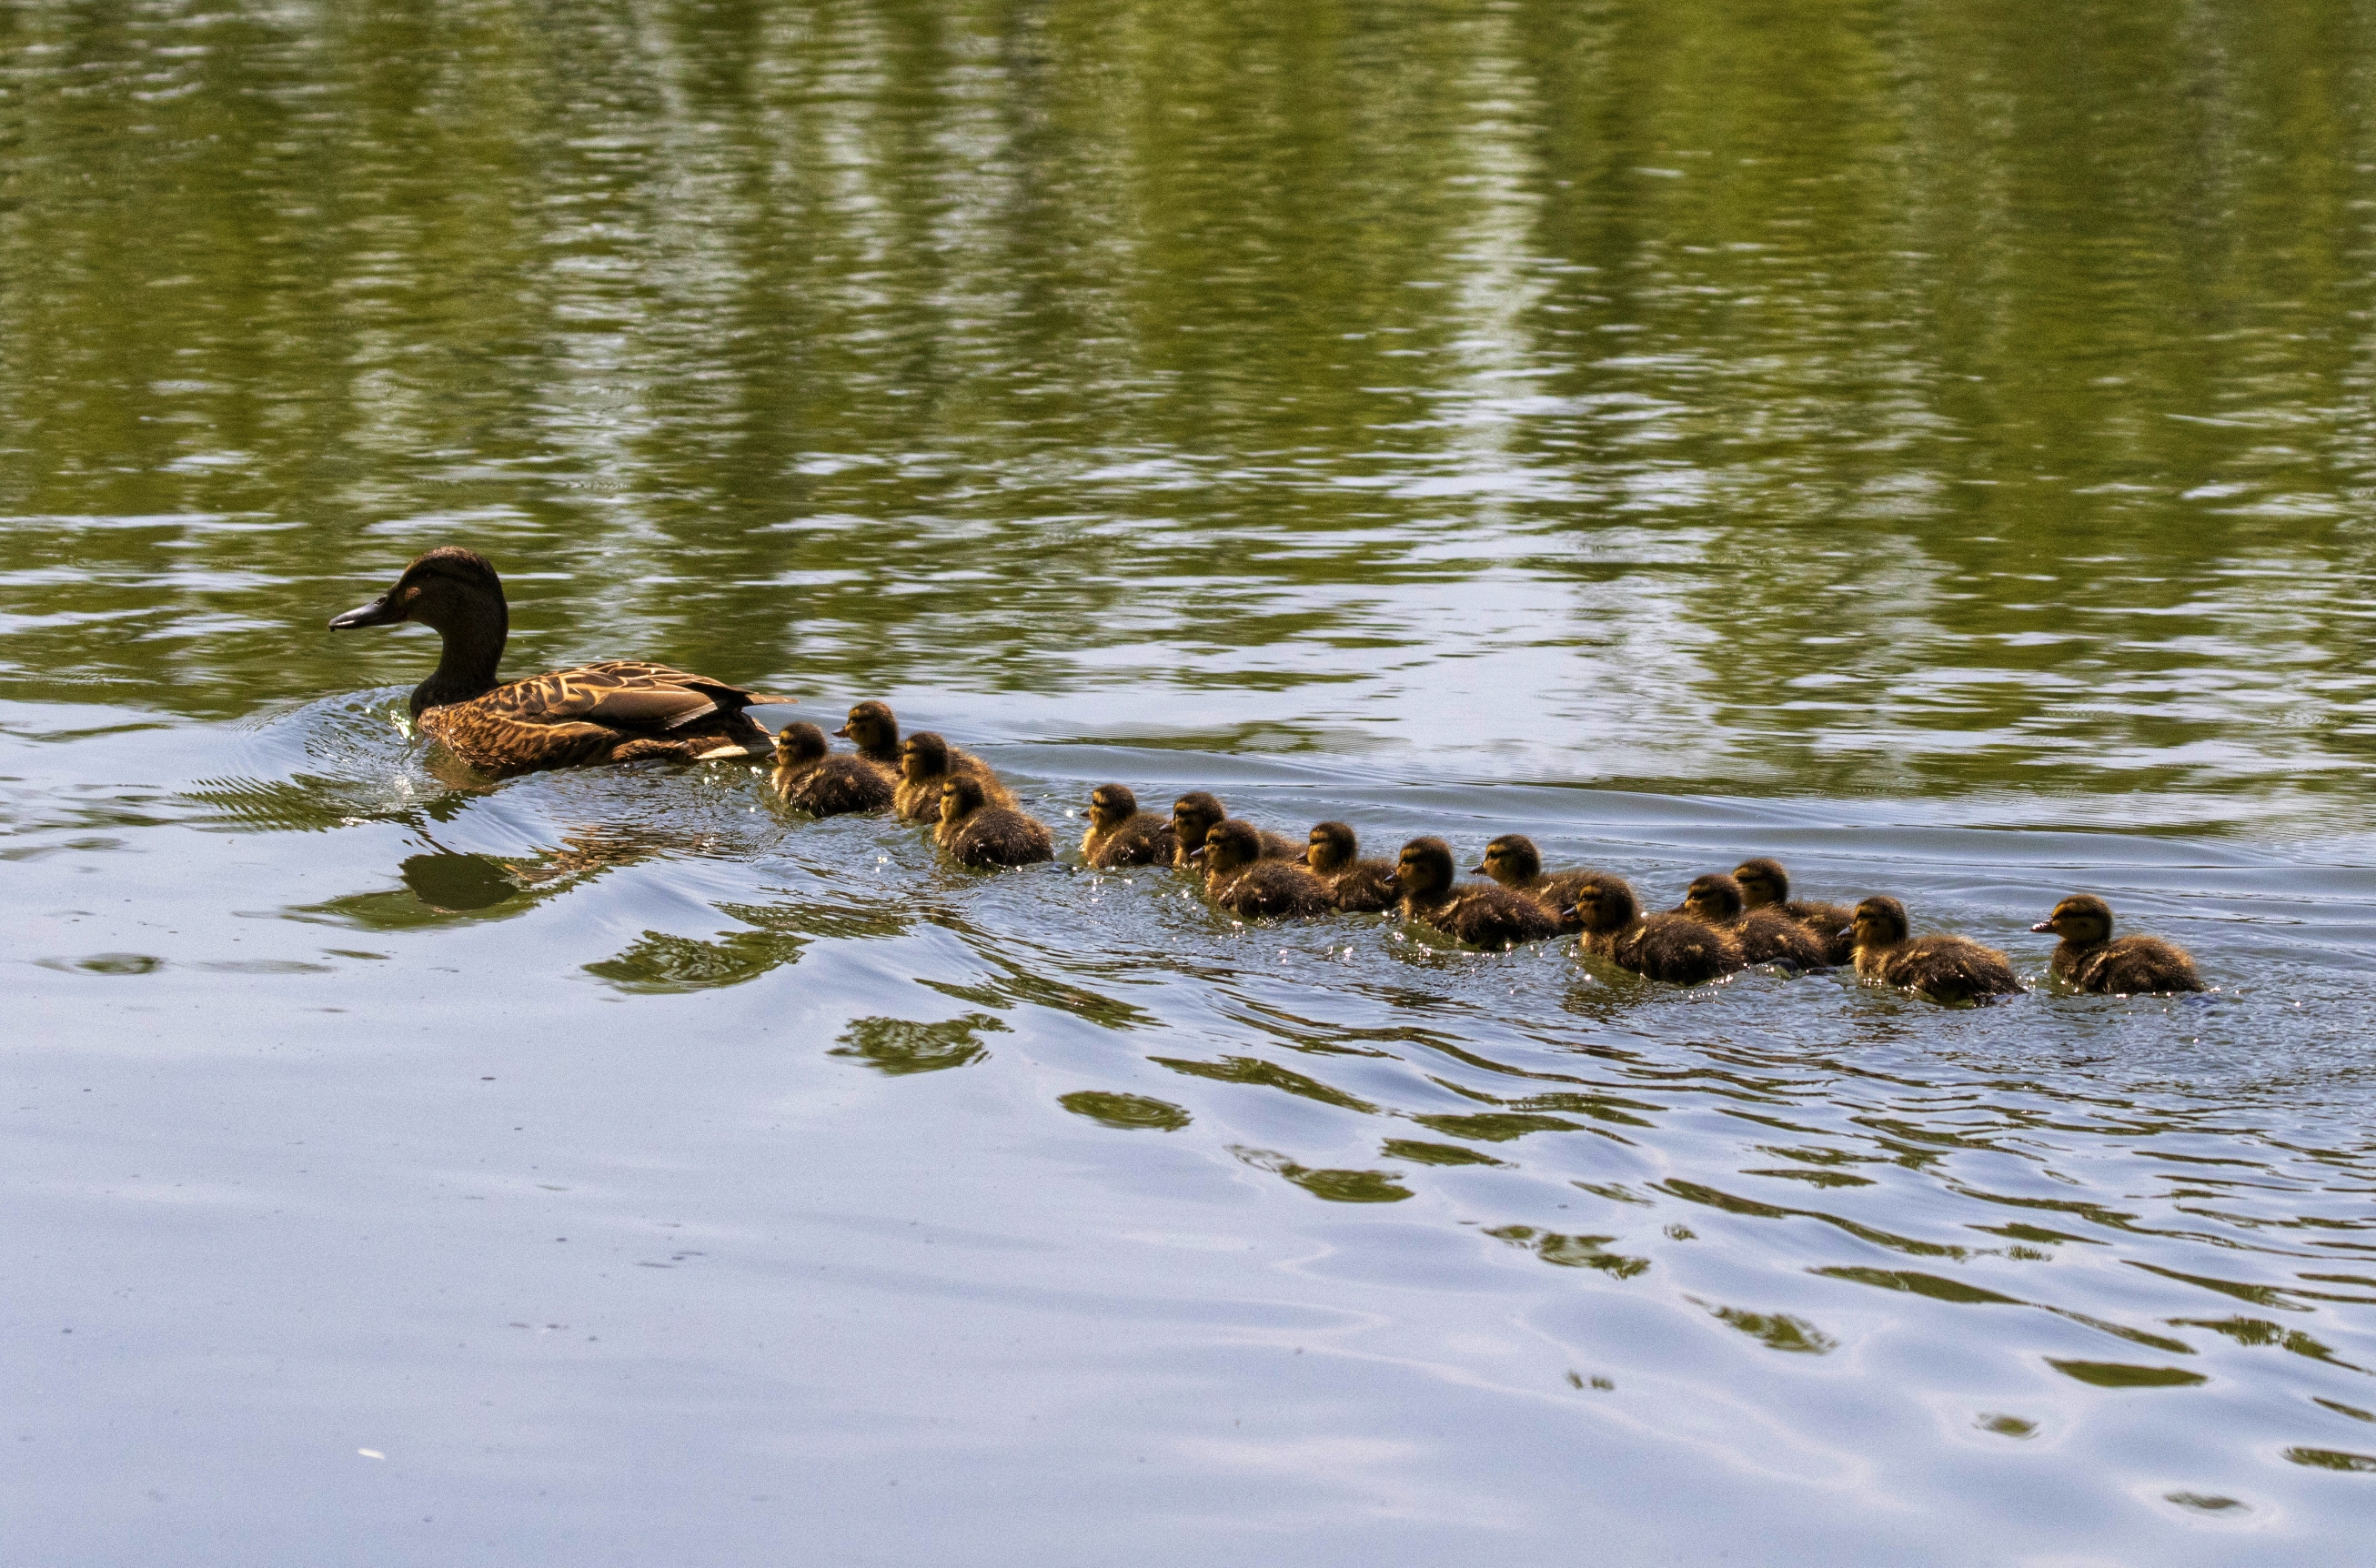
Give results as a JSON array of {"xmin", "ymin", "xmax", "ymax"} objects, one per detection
[
  {"xmin": 935, "ymin": 776, "xmax": 1052, "ymax": 869},
  {"xmin": 1571, "ymin": 875, "xmax": 1745, "ymax": 984},
  {"xmin": 2032, "ymin": 895, "xmax": 2204, "ymax": 995},
  {"xmin": 328, "ymin": 547, "xmax": 790, "ymax": 775},
  {"xmin": 1847, "ymin": 896, "xmax": 2023, "ymax": 1004},
  {"xmin": 1081, "ymin": 784, "xmax": 1177, "ymax": 869},
  {"xmin": 1304, "ymin": 821, "xmax": 1397, "ymax": 912},
  {"xmin": 1197, "ymin": 819, "xmax": 1334, "ymax": 919},
  {"xmin": 1170, "ymin": 792, "xmax": 1298, "ymax": 870},
  {"xmin": 771, "ymin": 722, "xmax": 894, "ymax": 817},
  {"xmin": 1475, "ymin": 834, "xmax": 1598, "ymax": 933},
  {"xmin": 1733, "ymin": 858, "xmax": 1857, "ymax": 965},
  {"xmin": 1680, "ymin": 873, "xmax": 1828, "ymax": 970},
  {"xmin": 833, "ymin": 701, "xmax": 906, "ymax": 775},
  {"xmin": 1393, "ymin": 837, "xmax": 1563, "ymax": 950},
  {"xmin": 895, "ymin": 731, "xmax": 1014, "ymax": 824}
]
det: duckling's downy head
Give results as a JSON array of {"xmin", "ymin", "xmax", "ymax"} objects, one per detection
[
  {"xmin": 837, "ymin": 701, "xmax": 898, "ymax": 752},
  {"xmin": 1682, "ymin": 874, "xmax": 1747, "ymax": 922},
  {"xmin": 1306, "ymin": 821, "xmax": 1360, "ymax": 874},
  {"xmin": 1173, "ymin": 791, "xmax": 1225, "ymax": 846},
  {"xmin": 1850, "ymin": 896, "xmax": 1909, "ymax": 948},
  {"xmin": 774, "ymin": 722, "xmax": 829, "ymax": 765},
  {"xmin": 328, "ymin": 547, "xmax": 507, "ymax": 637},
  {"xmin": 2032, "ymin": 893, "xmax": 2114, "ymax": 944},
  {"xmin": 900, "ymin": 731, "xmax": 952, "ymax": 781},
  {"xmin": 1203, "ymin": 819, "xmax": 1264, "ymax": 878},
  {"xmin": 1474, "ymin": 834, "xmax": 1542, "ymax": 886},
  {"xmin": 940, "ymin": 773, "xmax": 987, "ymax": 823},
  {"xmin": 1733, "ymin": 858, "xmax": 1790, "ymax": 910},
  {"xmin": 1088, "ymin": 785, "xmax": 1140, "ymax": 832},
  {"xmin": 1569, "ymin": 876, "xmax": 1638, "ymax": 935},
  {"xmin": 1394, "ymin": 837, "xmax": 1456, "ymax": 901}
]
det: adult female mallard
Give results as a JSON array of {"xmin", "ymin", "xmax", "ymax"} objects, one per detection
[{"xmin": 328, "ymin": 547, "xmax": 790, "ymax": 775}]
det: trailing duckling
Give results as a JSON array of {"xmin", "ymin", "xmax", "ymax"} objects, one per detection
[
  {"xmin": 1734, "ymin": 858, "xmax": 1857, "ymax": 965},
  {"xmin": 771, "ymin": 722, "xmax": 894, "ymax": 817},
  {"xmin": 895, "ymin": 730, "xmax": 1014, "ymax": 824},
  {"xmin": 1196, "ymin": 819, "xmax": 1334, "ymax": 919},
  {"xmin": 833, "ymin": 700, "xmax": 906, "ymax": 774},
  {"xmin": 1081, "ymin": 784, "xmax": 1177, "ymax": 869},
  {"xmin": 1847, "ymin": 897, "xmax": 2022, "ymax": 1004},
  {"xmin": 2032, "ymin": 895, "xmax": 2204, "ymax": 995},
  {"xmin": 1474, "ymin": 834, "xmax": 1599, "ymax": 934},
  {"xmin": 1304, "ymin": 821, "xmax": 1397, "ymax": 913},
  {"xmin": 327, "ymin": 547, "xmax": 792, "ymax": 775},
  {"xmin": 1570, "ymin": 875, "xmax": 1745, "ymax": 984},
  {"xmin": 1170, "ymin": 792, "xmax": 1299, "ymax": 870},
  {"xmin": 935, "ymin": 775, "xmax": 1053, "ymax": 869},
  {"xmin": 1393, "ymin": 837, "xmax": 1563, "ymax": 950},
  {"xmin": 1680, "ymin": 873, "xmax": 1828, "ymax": 970}
]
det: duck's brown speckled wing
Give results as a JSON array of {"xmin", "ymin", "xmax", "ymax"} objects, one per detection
[
  {"xmin": 477, "ymin": 661, "xmax": 787, "ymax": 729},
  {"xmin": 424, "ymin": 661, "xmax": 792, "ymax": 775}
]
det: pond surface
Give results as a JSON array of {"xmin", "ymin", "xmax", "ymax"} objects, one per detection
[{"xmin": 6, "ymin": 3, "xmax": 2376, "ymax": 1563}]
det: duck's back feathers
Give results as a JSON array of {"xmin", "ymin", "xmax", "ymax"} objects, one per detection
[
  {"xmin": 1317, "ymin": 859, "xmax": 1397, "ymax": 913},
  {"xmin": 1859, "ymin": 936, "xmax": 2022, "ymax": 1004},
  {"xmin": 1084, "ymin": 813, "xmax": 1177, "ymax": 869},
  {"xmin": 1784, "ymin": 900, "xmax": 1858, "ymax": 965},
  {"xmin": 938, "ymin": 794, "xmax": 1054, "ymax": 868},
  {"xmin": 1615, "ymin": 913, "xmax": 1746, "ymax": 985},
  {"xmin": 780, "ymin": 756, "xmax": 895, "ymax": 817},
  {"xmin": 1734, "ymin": 908, "xmax": 1829, "ymax": 970},
  {"xmin": 1414, "ymin": 885, "xmax": 1564, "ymax": 950},
  {"xmin": 420, "ymin": 661, "xmax": 787, "ymax": 773},
  {"xmin": 1213, "ymin": 860, "xmax": 1334, "ymax": 920},
  {"xmin": 2059, "ymin": 936, "xmax": 2204, "ymax": 995}
]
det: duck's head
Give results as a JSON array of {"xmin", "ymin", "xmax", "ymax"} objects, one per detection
[
  {"xmin": 900, "ymin": 731, "xmax": 951, "ymax": 782},
  {"xmin": 1682, "ymin": 874, "xmax": 1746, "ymax": 922},
  {"xmin": 1197, "ymin": 819, "xmax": 1264, "ymax": 879},
  {"xmin": 940, "ymin": 773, "xmax": 987, "ymax": 825},
  {"xmin": 2032, "ymin": 893, "xmax": 2113, "ymax": 944},
  {"xmin": 1088, "ymin": 784, "xmax": 1139, "ymax": 833},
  {"xmin": 329, "ymin": 547, "xmax": 506, "ymax": 637},
  {"xmin": 1568, "ymin": 876, "xmax": 1638, "ymax": 935},
  {"xmin": 774, "ymin": 722, "xmax": 828, "ymax": 766},
  {"xmin": 1393, "ymin": 837, "xmax": 1456, "ymax": 901},
  {"xmin": 1305, "ymin": 820, "xmax": 1359, "ymax": 875},
  {"xmin": 837, "ymin": 701, "xmax": 898, "ymax": 753},
  {"xmin": 1173, "ymin": 792, "xmax": 1225, "ymax": 849},
  {"xmin": 1474, "ymin": 834, "xmax": 1542, "ymax": 887},
  {"xmin": 1733, "ymin": 858, "xmax": 1790, "ymax": 910},
  {"xmin": 1848, "ymin": 896, "xmax": 1908, "ymax": 950}
]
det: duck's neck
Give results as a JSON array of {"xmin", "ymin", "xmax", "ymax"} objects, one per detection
[{"xmin": 408, "ymin": 614, "xmax": 507, "ymax": 717}]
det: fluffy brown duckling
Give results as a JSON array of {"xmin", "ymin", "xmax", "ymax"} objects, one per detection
[
  {"xmin": 1474, "ymin": 834, "xmax": 1599, "ymax": 933},
  {"xmin": 1570, "ymin": 875, "xmax": 1746, "ymax": 984},
  {"xmin": 895, "ymin": 730, "xmax": 1014, "ymax": 824},
  {"xmin": 1196, "ymin": 819, "xmax": 1334, "ymax": 919},
  {"xmin": 771, "ymin": 722, "xmax": 895, "ymax": 816},
  {"xmin": 1170, "ymin": 792, "xmax": 1299, "ymax": 870},
  {"xmin": 2032, "ymin": 895, "xmax": 2204, "ymax": 995},
  {"xmin": 1304, "ymin": 821, "xmax": 1398, "ymax": 913},
  {"xmin": 1847, "ymin": 896, "xmax": 2023, "ymax": 1004},
  {"xmin": 1081, "ymin": 784, "xmax": 1177, "ymax": 869},
  {"xmin": 1680, "ymin": 873, "xmax": 1829, "ymax": 970},
  {"xmin": 1734, "ymin": 858, "xmax": 1858, "ymax": 965},
  {"xmin": 934, "ymin": 775, "xmax": 1052, "ymax": 869},
  {"xmin": 327, "ymin": 547, "xmax": 792, "ymax": 775},
  {"xmin": 1393, "ymin": 837, "xmax": 1564, "ymax": 950},
  {"xmin": 833, "ymin": 700, "xmax": 906, "ymax": 772}
]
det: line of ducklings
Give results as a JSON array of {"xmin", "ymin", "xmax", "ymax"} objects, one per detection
[{"xmin": 774, "ymin": 706, "xmax": 2206, "ymax": 1004}]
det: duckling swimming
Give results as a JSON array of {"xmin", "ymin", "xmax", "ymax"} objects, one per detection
[
  {"xmin": 1570, "ymin": 875, "xmax": 1745, "ymax": 984},
  {"xmin": 833, "ymin": 700, "xmax": 906, "ymax": 774},
  {"xmin": 1197, "ymin": 819, "xmax": 1334, "ymax": 919},
  {"xmin": 1393, "ymin": 837, "xmax": 1563, "ymax": 950},
  {"xmin": 1733, "ymin": 858, "xmax": 1858, "ymax": 965},
  {"xmin": 1847, "ymin": 896, "xmax": 2023, "ymax": 1004},
  {"xmin": 1081, "ymin": 784, "xmax": 1177, "ymax": 869},
  {"xmin": 1170, "ymin": 792, "xmax": 1298, "ymax": 870},
  {"xmin": 771, "ymin": 722, "xmax": 894, "ymax": 816},
  {"xmin": 895, "ymin": 731, "xmax": 1014, "ymax": 824},
  {"xmin": 935, "ymin": 776, "xmax": 1052, "ymax": 869},
  {"xmin": 327, "ymin": 547, "xmax": 791, "ymax": 775},
  {"xmin": 1304, "ymin": 821, "xmax": 1397, "ymax": 912},
  {"xmin": 2032, "ymin": 894, "xmax": 2204, "ymax": 995},
  {"xmin": 1681, "ymin": 873, "xmax": 1828, "ymax": 970},
  {"xmin": 1474, "ymin": 834, "xmax": 1599, "ymax": 933}
]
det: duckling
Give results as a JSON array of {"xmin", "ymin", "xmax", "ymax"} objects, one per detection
[
  {"xmin": 1847, "ymin": 896, "xmax": 2023, "ymax": 1004},
  {"xmin": 1196, "ymin": 819, "xmax": 1334, "ymax": 919},
  {"xmin": 832, "ymin": 700, "xmax": 906, "ymax": 773},
  {"xmin": 1081, "ymin": 784, "xmax": 1177, "ymax": 869},
  {"xmin": 770, "ymin": 722, "xmax": 894, "ymax": 817},
  {"xmin": 935, "ymin": 775, "xmax": 1052, "ymax": 869},
  {"xmin": 2032, "ymin": 894, "xmax": 2204, "ymax": 995},
  {"xmin": 1474, "ymin": 834, "xmax": 1599, "ymax": 933},
  {"xmin": 1680, "ymin": 873, "xmax": 1829, "ymax": 970},
  {"xmin": 1303, "ymin": 821, "xmax": 1398, "ymax": 912},
  {"xmin": 1570, "ymin": 875, "xmax": 1746, "ymax": 984},
  {"xmin": 1170, "ymin": 792, "xmax": 1299, "ymax": 870},
  {"xmin": 1393, "ymin": 837, "xmax": 1564, "ymax": 950},
  {"xmin": 327, "ymin": 547, "xmax": 792, "ymax": 775},
  {"xmin": 894, "ymin": 730, "xmax": 1015, "ymax": 824},
  {"xmin": 1734, "ymin": 858, "xmax": 1857, "ymax": 965}
]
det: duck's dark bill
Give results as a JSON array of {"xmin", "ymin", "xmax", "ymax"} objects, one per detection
[{"xmin": 328, "ymin": 596, "xmax": 402, "ymax": 629}]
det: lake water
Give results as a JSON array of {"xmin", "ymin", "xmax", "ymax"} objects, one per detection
[{"xmin": 6, "ymin": 3, "xmax": 2376, "ymax": 1562}]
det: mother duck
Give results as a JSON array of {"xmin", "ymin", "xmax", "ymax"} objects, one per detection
[{"xmin": 329, "ymin": 547, "xmax": 791, "ymax": 775}]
